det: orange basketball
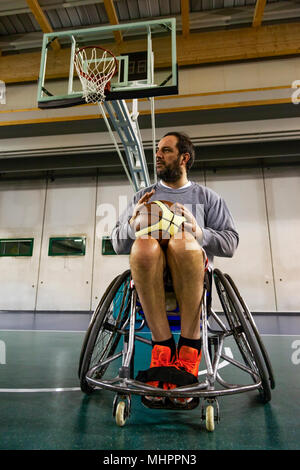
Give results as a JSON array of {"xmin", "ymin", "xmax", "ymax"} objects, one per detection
[{"xmin": 133, "ymin": 200, "xmax": 186, "ymax": 247}]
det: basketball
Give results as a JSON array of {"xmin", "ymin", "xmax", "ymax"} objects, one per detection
[{"xmin": 133, "ymin": 200, "xmax": 186, "ymax": 247}]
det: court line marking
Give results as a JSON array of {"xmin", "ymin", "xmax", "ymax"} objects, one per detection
[
  {"xmin": 260, "ymin": 334, "xmax": 300, "ymax": 337},
  {"xmin": 0, "ymin": 387, "xmax": 80, "ymax": 393},
  {"xmin": 1, "ymin": 329, "xmax": 299, "ymax": 336},
  {"xmin": 2, "ymin": 331, "xmax": 299, "ymax": 392},
  {"xmin": 198, "ymin": 346, "xmax": 233, "ymax": 376},
  {"xmin": 0, "ymin": 347, "xmax": 235, "ymax": 393},
  {"xmin": 0, "ymin": 329, "xmax": 86, "ymax": 333}
]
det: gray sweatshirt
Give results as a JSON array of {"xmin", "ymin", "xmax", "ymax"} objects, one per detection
[{"xmin": 111, "ymin": 180, "xmax": 239, "ymax": 265}]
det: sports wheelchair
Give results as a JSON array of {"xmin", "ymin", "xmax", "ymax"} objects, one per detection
[{"xmin": 78, "ymin": 267, "xmax": 275, "ymax": 431}]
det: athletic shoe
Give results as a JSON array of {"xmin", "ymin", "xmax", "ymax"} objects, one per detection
[
  {"xmin": 145, "ymin": 344, "xmax": 174, "ymax": 402},
  {"xmin": 168, "ymin": 345, "xmax": 202, "ymax": 405}
]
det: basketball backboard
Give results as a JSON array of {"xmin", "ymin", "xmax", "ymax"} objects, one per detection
[{"xmin": 37, "ymin": 18, "xmax": 177, "ymax": 109}]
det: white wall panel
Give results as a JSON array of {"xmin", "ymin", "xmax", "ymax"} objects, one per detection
[
  {"xmin": 0, "ymin": 166, "xmax": 298, "ymax": 313},
  {"xmin": 205, "ymin": 168, "xmax": 276, "ymax": 312},
  {"xmin": 180, "ymin": 57, "xmax": 300, "ymax": 95},
  {"xmin": 0, "ymin": 180, "xmax": 46, "ymax": 310},
  {"xmin": 264, "ymin": 166, "xmax": 300, "ymax": 311},
  {"xmin": 91, "ymin": 175, "xmax": 133, "ymax": 309},
  {"xmin": 36, "ymin": 177, "xmax": 96, "ymax": 311}
]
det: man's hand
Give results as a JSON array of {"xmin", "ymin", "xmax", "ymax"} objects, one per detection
[
  {"xmin": 174, "ymin": 202, "xmax": 203, "ymax": 242},
  {"xmin": 129, "ymin": 189, "xmax": 155, "ymax": 227}
]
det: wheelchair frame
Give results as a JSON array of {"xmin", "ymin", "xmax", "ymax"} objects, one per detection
[{"xmin": 79, "ymin": 267, "xmax": 275, "ymax": 431}]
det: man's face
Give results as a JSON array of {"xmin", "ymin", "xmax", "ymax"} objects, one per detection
[{"xmin": 156, "ymin": 135, "xmax": 185, "ymax": 183}]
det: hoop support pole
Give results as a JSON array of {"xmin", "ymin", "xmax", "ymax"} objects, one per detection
[
  {"xmin": 150, "ymin": 96, "xmax": 157, "ymax": 184},
  {"xmin": 97, "ymin": 101, "xmax": 135, "ymax": 191}
]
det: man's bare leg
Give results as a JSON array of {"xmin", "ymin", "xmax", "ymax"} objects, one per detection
[
  {"xmin": 164, "ymin": 232, "xmax": 204, "ymax": 404},
  {"xmin": 166, "ymin": 232, "xmax": 204, "ymax": 340},
  {"xmin": 130, "ymin": 237, "xmax": 171, "ymax": 342}
]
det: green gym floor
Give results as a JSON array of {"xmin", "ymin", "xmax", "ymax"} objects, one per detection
[{"xmin": 0, "ymin": 312, "xmax": 299, "ymax": 451}]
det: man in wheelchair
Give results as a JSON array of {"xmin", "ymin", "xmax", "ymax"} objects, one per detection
[{"xmin": 111, "ymin": 132, "xmax": 239, "ymax": 406}]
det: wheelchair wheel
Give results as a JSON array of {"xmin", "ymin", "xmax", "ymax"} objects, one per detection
[
  {"xmin": 213, "ymin": 269, "xmax": 271, "ymax": 404},
  {"xmin": 224, "ymin": 273, "xmax": 275, "ymax": 390},
  {"xmin": 115, "ymin": 401, "xmax": 126, "ymax": 427},
  {"xmin": 205, "ymin": 405, "xmax": 215, "ymax": 432},
  {"xmin": 78, "ymin": 275, "xmax": 120, "ymax": 378},
  {"xmin": 79, "ymin": 269, "xmax": 131, "ymax": 394}
]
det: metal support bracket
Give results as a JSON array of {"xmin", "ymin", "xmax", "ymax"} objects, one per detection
[{"xmin": 99, "ymin": 99, "xmax": 151, "ymax": 191}]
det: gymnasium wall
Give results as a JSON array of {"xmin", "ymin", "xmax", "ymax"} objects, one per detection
[
  {"xmin": 1, "ymin": 56, "xmax": 299, "ymax": 165},
  {"xmin": 0, "ymin": 56, "xmax": 299, "ymax": 313},
  {"xmin": 0, "ymin": 165, "xmax": 299, "ymax": 313},
  {"xmin": 2, "ymin": 55, "xmax": 300, "ymax": 111}
]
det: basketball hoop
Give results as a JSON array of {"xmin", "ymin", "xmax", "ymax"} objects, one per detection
[{"xmin": 74, "ymin": 46, "xmax": 117, "ymax": 103}]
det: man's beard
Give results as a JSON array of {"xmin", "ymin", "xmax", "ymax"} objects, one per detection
[{"xmin": 156, "ymin": 157, "xmax": 182, "ymax": 183}]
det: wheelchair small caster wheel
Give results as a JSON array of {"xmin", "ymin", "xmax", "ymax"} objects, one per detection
[
  {"xmin": 205, "ymin": 405, "xmax": 215, "ymax": 432},
  {"xmin": 202, "ymin": 398, "xmax": 219, "ymax": 432},
  {"xmin": 116, "ymin": 401, "xmax": 126, "ymax": 427},
  {"xmin": 113, "ymin": 394, "xmax": 131, "ymax": 427}
]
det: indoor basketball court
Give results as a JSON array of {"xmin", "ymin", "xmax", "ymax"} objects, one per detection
[
  {"xmin": 0, "ymin": 314, "xmax": 299, "ymax": 450},
  {"xmin": 0, "ymin": 0, "xmax": 299, "ymax": 453}
]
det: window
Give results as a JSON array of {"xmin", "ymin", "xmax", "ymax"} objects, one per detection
[
  {"xmin": 48, "ymin": 237, "xmax": 86, "ymax": 256},
  {"xmin": 102, "ymin": 236, "xmax": 117, "ymax": 255},
  {"xmin": 0, "ymin": 238, "xmax": 34, "ymax": 256}
]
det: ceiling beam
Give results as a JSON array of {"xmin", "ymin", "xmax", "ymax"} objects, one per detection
[
  {"xmin": 181, "ymin": 0, "xmax": 190, "ymax": 37},
  {"xmin": 252, "ymin": 0, "xmax": 267, "ymax": 27},
  {"xmin": 1, "ymin": 21, "xmax": 300, "ymax": 83},
  {"xmin": 26, "ymin": 0, "xmax": 60, "ymax": 51},
  {"xmin": 103, "ymin": 0, "xmax": 123, "ymax": 44}
]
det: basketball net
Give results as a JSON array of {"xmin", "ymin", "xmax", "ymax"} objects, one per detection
[{"xmin": 74, "ymin": 46, "xmax": 117, "ymax": 103}]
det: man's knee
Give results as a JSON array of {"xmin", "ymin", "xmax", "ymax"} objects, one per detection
[
  {"xmin": 168, "ymin": 231, "xmax": 202, "ymax": 259},
  {"xmin": 130, "ymin": 237, "xmax": 164, "ymax": 270}
]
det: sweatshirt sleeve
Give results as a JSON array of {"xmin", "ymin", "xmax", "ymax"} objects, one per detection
[
  {"xmin": 201, "ymin": 192, "xmax": 239, "ymax": 258},
  {"xmin": 111, "ymin": 196, "xmax": 137, "ymax": 255}
]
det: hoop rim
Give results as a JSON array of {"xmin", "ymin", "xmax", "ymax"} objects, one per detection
[{"xmin": 74, "ymin": 44, "xmax": 118, "ymax": 82}]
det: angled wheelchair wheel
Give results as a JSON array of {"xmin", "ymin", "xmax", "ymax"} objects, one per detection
[
  {"xmin": 205, "ymin": 405, "xmax": 215, "ymax": 432},
  {"xmin": 78, "ymin": 275, "xmax": 120, "ymax": 379},
  {"xmin": 79, "ymin": 270, "xmax": 131, "ymax": 394},
  {"xmin": 224, "ymin": 273, "xmax": 275, "ymax": 390},
  {"xmin": 213, "ymin": 269, "xmax": 271, "ymax": 404},
  {"xmin": 115, "ymin": 401, "xmax": 126, "ymax": 427}
]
